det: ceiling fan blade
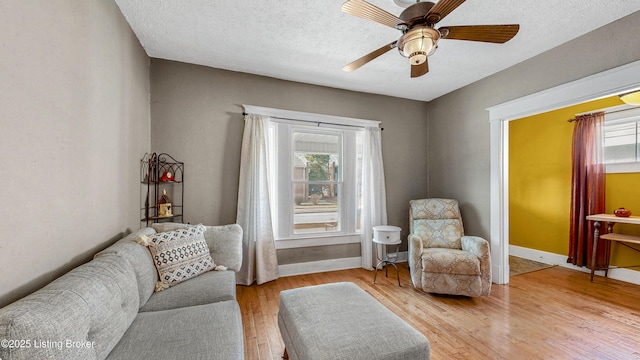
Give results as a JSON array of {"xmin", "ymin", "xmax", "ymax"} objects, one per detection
[
  {"xmin": 439, "ymin": 25, "xmax": 520, "ymax": 43},
  {"xmin": 341, "ymin": 0, "xmax": 403, "ymax": 29},
  {"xmin": 411, "ymin": 59, "xmax": 429, "ymax": 78},
  {"xmin": 343, "ymin": 41, "xmax": 397, "ymax": 72},
  {"xmin": 426, "ymin": 0, "xmax": 465, "ymax": 24}
]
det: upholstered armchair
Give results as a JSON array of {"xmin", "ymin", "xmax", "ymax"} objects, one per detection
[{"xmin": 408, "ymin": 198, "xmax": 491, "ymax": 297}]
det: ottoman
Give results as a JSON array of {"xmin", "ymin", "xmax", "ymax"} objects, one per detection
[{"xmin": 277, "ymin": 282, "xmax": 430, "ymax": 360}]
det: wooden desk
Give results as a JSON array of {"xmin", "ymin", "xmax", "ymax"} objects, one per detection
[{"xmin": 586, "ymin": 214, "xmax": 640, "ymax": 282}]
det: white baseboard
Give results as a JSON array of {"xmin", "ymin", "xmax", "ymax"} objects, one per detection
[
  {"xmin": 278, "ymin": 252, "xmax": 408, "ymax": 278},
  {"xmin": 509, "ymin": 245, "xmax": 640, "ymax": 286},
  {"xmin": 287, "ymin": 247, "xmax": 640, "ymax": 285}
]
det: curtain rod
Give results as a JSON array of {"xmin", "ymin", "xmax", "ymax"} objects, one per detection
[
  {"xmin": 567, "ymin": 108, "xmax": 632, "ymax": 123},
  {"xmin": 242, "ymin": 112, "xmax": 384, "ymax": 131}
]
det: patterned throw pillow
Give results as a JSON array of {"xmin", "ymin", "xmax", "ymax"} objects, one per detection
[{"xmin": 137, "ymin": 224, "xmax": 215, "ymax": 291}]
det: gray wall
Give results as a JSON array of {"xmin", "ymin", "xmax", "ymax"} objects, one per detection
[
  {"xmin": 150, "ymin": 59, "xmax": 430, "ymax": 259},
  {"xmin": 0, "ymin": 1, "xmax": 150, "ymax": 307},
  {"xmin": 428, "ymin": 11, "xmax": 640, "ymax": 239}
]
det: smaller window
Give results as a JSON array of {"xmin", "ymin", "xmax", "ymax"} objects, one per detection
[
  {"xmin": 603, "ymin": 121, "xmax": 638, "ymax": 164},
  {"xmin": 292, "ymin": 131, "xmax": 342, "ymax": 235},
  {"xmin": 603, "ymin": 106, "xmax": 640, "ymax": 173}
]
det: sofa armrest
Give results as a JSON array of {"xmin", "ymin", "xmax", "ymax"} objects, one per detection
[
  {"xmin": 150, "ymin": 222, "xmax": 243, "ymax": 272},
  {"xmin": 408, "ymin": 234, "xmax": 424, "ymax": 289},
  {"xmin": 461, "ymin": 235, "xmax": 492, "ymax": 295},
  {"xmin": 204, "ymin": 224, "xmax": 243, "ymax": 272}
]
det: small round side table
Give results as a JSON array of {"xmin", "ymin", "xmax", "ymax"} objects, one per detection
[{"xmin": 372, "ymin": 225, "xmax": 402, "ymax": 287}]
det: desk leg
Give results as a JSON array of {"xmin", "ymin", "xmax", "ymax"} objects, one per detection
[
  {"xmin": 590, "ymin": 221, "xmax": 600, "ymax": 282},
  {"xmin": 605, "ymin": 222, "xmax": 615, "ymax": 278}
]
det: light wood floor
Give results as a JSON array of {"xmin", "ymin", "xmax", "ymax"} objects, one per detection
[{"xmin": 237, "ymin": 265, "xmax": 640, "ymax": 360}]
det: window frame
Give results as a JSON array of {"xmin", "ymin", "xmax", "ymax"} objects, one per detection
[
  {"xmin": 603, "ymin": 105, "xmax": 640, "ymax": 174},
  {"xmin": 272, "ymin": 122, "xmax": 362, "ymax": 244},
  {"xmin": 290, "ymin": 126, "xmax": 345, "ymax": 236}
]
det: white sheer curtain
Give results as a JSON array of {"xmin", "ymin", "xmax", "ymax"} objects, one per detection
[
  {"xmin": 361, "ymin": 126, "xmax": 387, "ymax": 269},
  {"xmin": 236, "ymin": 114, "xmax": 279, "ymax": 285}
]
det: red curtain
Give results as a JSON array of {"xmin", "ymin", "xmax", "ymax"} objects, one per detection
[{"xmin": 568, "ymin": 112, "xmax": 608, "ymax": 269}]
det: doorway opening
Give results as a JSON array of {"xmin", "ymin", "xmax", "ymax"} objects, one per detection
[{"xmin": 488, "ymin": 59, "xmax": 640, "ymax": 284}]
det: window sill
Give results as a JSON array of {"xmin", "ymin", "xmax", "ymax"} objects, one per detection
[
  {"xmin": 275, "ymin": 233, "xmax": 361, "ymax": 249},
  {"xmin": 606, "ymin": 162, "xmax": 640, "ymax": 174}
]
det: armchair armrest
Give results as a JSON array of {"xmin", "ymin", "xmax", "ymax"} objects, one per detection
[
  {"xmin": 461, "ymin": 236, "xmax": 489, "ymax": 258},
  {"xmin": 461, "ymin": 235, "xmax": 492, "ymax": 296},
  {"xmin": 408, "ymin": 234, "xmax": 424, "ymax": 289},
  {"xmin": 204, "ymin": 224, "xmax": 243, "ymax": 272}
]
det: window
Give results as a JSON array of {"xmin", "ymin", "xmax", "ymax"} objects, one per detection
[
  {"xmin": 604, "ymin": 121, "xmax": 639, "ymax": 163},
  {"xmin": 244, "ymin": 104, "xmax": 381, "ymax": 250},
  {"xmin": 271, "ymin": 122, "xmax": 364, "ymax": 241},
  {"xmin": 292, "ymin": 131, "xmax": 343, "ymax": 234},
  {"xmin": 603, "ymin": 106, "xmax": 640, "ymax": 173}
]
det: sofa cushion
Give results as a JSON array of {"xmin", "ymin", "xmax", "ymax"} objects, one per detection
[
  {"xmin": 138, "ymin": 224, "xmax": 215, "ymax": 292},
  {"xmin": 94, "ymin": 227, "xmax": 158, "ymax": 308},
  {"xmin": 139, "ymin": 270, "xmax": 237, "ymax": 312},
  {"xmin": 0, "ymin": 254, "xmax": 139, "ymax": 360},
  {"xmin": 105, "ymin": 301, "xmax": 244, "ymax": 360}
]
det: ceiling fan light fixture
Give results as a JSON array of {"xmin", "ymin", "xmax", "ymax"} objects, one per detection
[
  {"xmin": 398, "ymin": 27, "xmax": 439, "ymax": 65},
  {"xmin": 620, "ymin": 91, "xmax": 640, "ymax": 105},
  {"xmin": 410, "ymin": 52, "xmax": 428, "ymax": 65}
]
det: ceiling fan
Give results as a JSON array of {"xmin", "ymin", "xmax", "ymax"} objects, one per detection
[{"xmin": 341, "ymin": 0, "xmax": 520, "ymax": 78}]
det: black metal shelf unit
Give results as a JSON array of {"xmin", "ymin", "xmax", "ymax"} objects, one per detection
[{"xmin": 140, "ymin": 153, "xmax": 184, "ymax": 227}]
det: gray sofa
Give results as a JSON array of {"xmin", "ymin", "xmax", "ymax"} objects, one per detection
[{"xmin": 0, "ymin": 223, "xmax": 244, "ymax": 360}]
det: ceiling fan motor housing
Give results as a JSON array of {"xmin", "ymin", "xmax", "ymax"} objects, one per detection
[{"xmin": 398, "ymin": 2, "xmax": 437, "ymax": 25}]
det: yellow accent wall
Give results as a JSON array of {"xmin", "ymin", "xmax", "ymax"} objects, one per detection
[
  {"xmin": 606, "ymin": 173, "xmax": 640, "ymax": 266},
  {"xmin": 510, "ymin": 96, "xmax": 640, "ymax": 269}
]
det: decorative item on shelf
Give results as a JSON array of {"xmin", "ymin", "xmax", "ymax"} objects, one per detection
[
  {"xmin": 159, "ymin": 171, "xmax": 174, "ymax": 182},
  {"xmin": 614, "ymin": 207, "xmax": 632, "ymax": 217},
  {"xmin": 158, "ymin": 189, "xmax": 173, "ymax": 217}
]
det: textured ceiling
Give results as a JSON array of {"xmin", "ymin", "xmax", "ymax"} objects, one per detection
[{"xmin": 114, "ymin": 0, "xmax": 640, "ymax": 102}]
